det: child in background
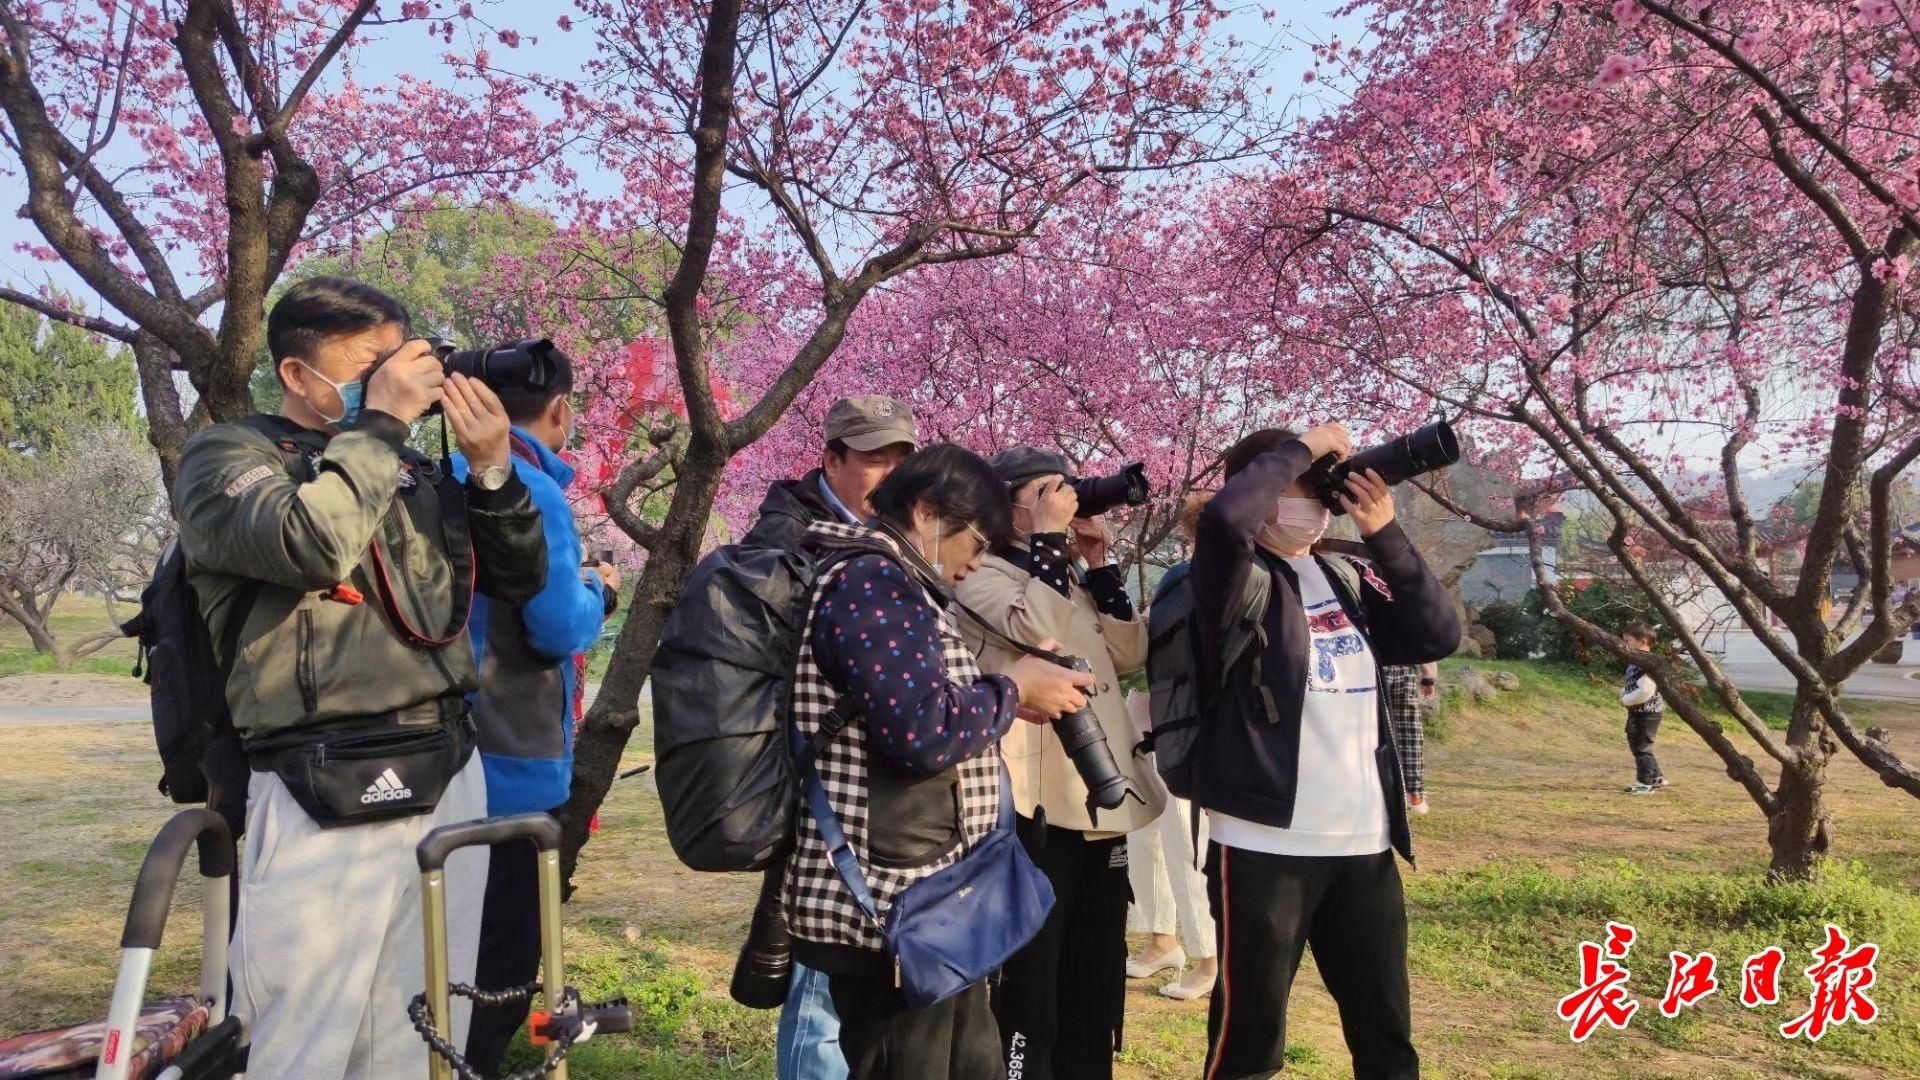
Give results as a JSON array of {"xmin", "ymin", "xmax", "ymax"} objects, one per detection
[{"xmin": 1620, "ymin": 621, "xmax": 1669, "ymax": 795}]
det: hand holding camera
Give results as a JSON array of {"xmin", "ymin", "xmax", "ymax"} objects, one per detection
[
  {"xmin": 1069, "ymin": 518, "xmax": 1111, "ymax": 567},
  {"xmin": 1007, "ymin": 637, "xmax": 1093, "ymax": 721},
  {"xmin": 1029, "ymin": 480, "xmax": 1080, "ymax": 534},
  {"xmin": 442, "ymin": 373, "xmax": 512, "ymax": 473},
  {"xmin": 364, "ymin": 339, "xmax": 446, "ymax": 424},
  {"xmin": 1299, "ymin": 422, "xmax": 1353, "ymax": 464},
  {"xmin": 1338, "ymin": 468, "xmax": 1397, "ymax": 537}
]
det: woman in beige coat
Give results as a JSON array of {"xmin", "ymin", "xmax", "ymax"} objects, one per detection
[{"xmin": 956, "ymin": 447, "xmax": 1167, "ymax": 1080}]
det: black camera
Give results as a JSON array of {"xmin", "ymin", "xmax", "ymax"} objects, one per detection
[
  {"xmin": 1071, "ymin": 462, "xmax": 1150, "ymax": 518},
  {"xmin": 1308, "ymin": 420, "xmax": 1461, "ymax": 516},
  {"xmin": 426, "ymin": 336, "xmax": 567, "ymax": 397},
  {"xmin": 729, "ymin": 864, "xmax": 793, "ymax": 1009},
  {"xmin": 1049, "ymin": 654, "xmax": 1143, "ymax": 823}
]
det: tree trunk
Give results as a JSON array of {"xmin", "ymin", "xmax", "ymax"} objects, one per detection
[
  {"xmin": 556, "ymin": 441, "xmax": 729, "ymax": 887},
  {"xmin": 1768, "ymin": 756, "xmax": 1833, "ymax": 882},
  {"xmin": 131, "ymin": 333, "xmax": 196, "ymax": 496},
  {"xmin": 1, "ymin": 596, "xmax": 66, "ymax": 665}
]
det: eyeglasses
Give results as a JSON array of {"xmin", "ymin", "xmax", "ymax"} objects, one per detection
[{"xmin": 962, "ymin": 522, "xmax": 990, "ymax": 560}]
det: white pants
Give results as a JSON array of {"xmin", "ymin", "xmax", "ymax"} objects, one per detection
[
  {"xmin": 231, "ymin": 756, "xmax": 489, "ymax": 1079},
  {"xmin": 1126, "ymin": 792, "xmax": 1215, "ymax": 959}
]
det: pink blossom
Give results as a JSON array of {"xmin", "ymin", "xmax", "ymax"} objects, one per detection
[
  {"xmin": 1610, "ymin": 1, "xmax": 1647, "ymax": 30},
  {"xmin": 1857, "ymin": 0, "xmax": 1898, "ymax": 27},
  {"xmin": 1593, "ymin": 54, "xmax": 1638, "ymax": 88}
]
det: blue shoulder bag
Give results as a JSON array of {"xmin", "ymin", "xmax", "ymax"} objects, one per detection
[{"xmin": 793, "ymin": 713, "xmax": 1054, "ymax": 1007}]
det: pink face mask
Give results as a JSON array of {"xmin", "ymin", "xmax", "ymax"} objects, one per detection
[{"xmin": 1258, "ymin": 497, "xmax": 1330, "ymax": 554}]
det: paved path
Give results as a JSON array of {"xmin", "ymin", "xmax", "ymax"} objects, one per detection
[
  {"xmin": 0, "ymin": 703, "xmax": 149, "ymax": 725},
  {"xmin": 1707, "ymin": 630, "xmax": 1920, "ymax": 702}
]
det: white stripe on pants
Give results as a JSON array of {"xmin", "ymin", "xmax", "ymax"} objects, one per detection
[
  {"xmin": 1126, "ymin": 791, "xmax": 1215, "ymax": 959},
  {"xmin": 231, "ymin": 756, "xmax": 489, "ymax": 1079}
]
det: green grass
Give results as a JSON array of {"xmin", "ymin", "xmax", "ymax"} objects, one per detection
[{"xmin": 1405, "ymin": 859, "xmax": 1920, "ymax": 1073}]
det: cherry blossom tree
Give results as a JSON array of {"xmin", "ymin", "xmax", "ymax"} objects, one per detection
[
  {"xmin": 1235, "ymin": 0, "xmax": 1918, "ymax": 878},
  {"xmin": 543, "ymin": 0, "xmax": 1275, "ymax": 874},
  {"xmin": 724, "ymin": 202, "xmax": 1317, "ymax": 588},
  {"xmin": 0, "ymin": 0, "xmax": 565, "ymax": 484}
]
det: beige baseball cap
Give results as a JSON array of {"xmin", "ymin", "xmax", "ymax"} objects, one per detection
[{"xmin": 825, "ymin": 395, "xmax": 919, "ymax": 452}]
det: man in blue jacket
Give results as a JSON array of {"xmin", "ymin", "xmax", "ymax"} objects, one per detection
[{"xmin": 451, "ymin": 345, "xmax": 618, "ymax": 1074}]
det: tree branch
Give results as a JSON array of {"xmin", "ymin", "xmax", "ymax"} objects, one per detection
[{"xmin": 0, "ymin": 288, "xmax": 137, "ymax": 341}]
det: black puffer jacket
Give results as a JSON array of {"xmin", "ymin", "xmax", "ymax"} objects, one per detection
[{"xmin": 740, "ymin": 468, "xmax": 840, "ymax": 550}]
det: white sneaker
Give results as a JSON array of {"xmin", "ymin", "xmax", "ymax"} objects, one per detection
[
  {"xmin": 1408, "ymin": 795, "xmax": 1430, "ymax": 816},
  {"xmin": 1126, "ymin": 946, "xmax": 1186, "ymax": 980}
]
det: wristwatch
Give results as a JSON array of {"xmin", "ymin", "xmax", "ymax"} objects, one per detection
[{"xmin": 472, "ymin": 463, "xmax": 512, "ymax": 491}]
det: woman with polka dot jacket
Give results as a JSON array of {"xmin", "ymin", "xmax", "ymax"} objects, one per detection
[{"xmin": 780, "ymin": 443, "xmax": 1094, "ymax": 1080}]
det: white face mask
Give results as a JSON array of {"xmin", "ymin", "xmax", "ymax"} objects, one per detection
[
  {"xmin": 296, "ymin": 361, "xmax": 364, "ymax": 427},
  {"xmin": 1258, "ymin": 497, "xmax": 1331, "ymax": 555}
]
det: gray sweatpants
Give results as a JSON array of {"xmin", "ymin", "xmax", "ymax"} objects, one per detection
[{"xmin": 231, "ymin": 756, "xmax": 489, "ymax": 1079}]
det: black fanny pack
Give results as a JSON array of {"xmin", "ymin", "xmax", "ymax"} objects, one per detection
[{"xmin": 249, "ymin": 703, "xmax": 475, "ymax": 828}]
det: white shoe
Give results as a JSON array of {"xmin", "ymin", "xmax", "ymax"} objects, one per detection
[
  {"xmin": 1126, "ymin": 946, "xmax": 1185, "ymax": 980},
  {"xmin": 1159, "ymin": 968, "xmax": 1215, "ymax": 1001},
  {"xmin": 1408, "ymin": 795, "xmax": 1430, "ymax": 816}
]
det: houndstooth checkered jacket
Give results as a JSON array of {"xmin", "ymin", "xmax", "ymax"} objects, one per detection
[
  {"xmin": 782, "ymin": 520, "xmax": 1005, "ymax": 952},
  {"xmin": 1381, "ymin": 663, "xmax": 1427, "ymax": 798}
]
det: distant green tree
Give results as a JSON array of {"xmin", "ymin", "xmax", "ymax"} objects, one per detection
[
  {"xmin": 252, "ymin": 201, "xmax": 663, "ymax": 428},
  {"xmin": 0, "ymin": 299, "xmax": 139, "ymax": 461},
  {"xmin": 1780, "ymin": 476, "xmax": 1920, "ymax": 529}
]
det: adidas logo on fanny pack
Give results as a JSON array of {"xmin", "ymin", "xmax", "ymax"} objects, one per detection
[{"xmin": 361, "ymin": 768, "xmax": 414, "ymax": 804}]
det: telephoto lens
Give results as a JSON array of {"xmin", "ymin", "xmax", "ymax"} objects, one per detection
[
  {"xmin": 1051, "ymin": 655, "xmax": 1144, "ymax": 824},
  {"xmin": 1070, "ymin": 462, "xmax": 1151, "ymax": 518},
  {"xmin": 426, "ymin": 337, "xmax": 566, "ymax": 397},
  {"xmin": 729, "ymin": 864, "xmax": 793, "ymax": 1009},
  {"xmin": 1311, "ymin": 420, "xmax": 1462, "ymax": 515}
]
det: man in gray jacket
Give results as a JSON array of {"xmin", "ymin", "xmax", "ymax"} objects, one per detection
[{"xmin": 172, "ymin": 277, "xmax": 548, "ymax": 1078}]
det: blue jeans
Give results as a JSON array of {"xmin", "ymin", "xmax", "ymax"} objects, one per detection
[{"xmin": 777, "ymin": 961, "xmax": 847, "ymax": 1080}]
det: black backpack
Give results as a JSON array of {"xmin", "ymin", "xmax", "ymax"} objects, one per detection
[
  {"xmin": 121, "ymin": 539, "xmax": 255, "ymax": 836},
  {"xmin": 1139, "ymin": 562, "xmax": 1271, "ymax": 799},
  {"xmin": 1139, "ymin": 552, "xmax": 1368, "ymax": 799},
  {"xmin": 121, "ymin": 416, "xmax": 299, "ymax": 835},
  {"xmin": 651, "ymin": 539, "xmax": 887, "ymax": 873}
]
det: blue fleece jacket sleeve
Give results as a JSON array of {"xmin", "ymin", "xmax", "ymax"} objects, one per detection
[
  {"xmin": 515, "ymin": 463, "xmax": 606, "ymax": 659},
  {"xmin": 455, "ymin": 453, "xmax": 605, "ymax": 660},
  {"xmin": 811, "ymin": 555, "xmax": 1018, "ymax": 775}
]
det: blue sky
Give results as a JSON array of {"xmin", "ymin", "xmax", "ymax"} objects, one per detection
[{"xmin": 0, "ymin": 3, "xmax": 1361, "ymax": 319}]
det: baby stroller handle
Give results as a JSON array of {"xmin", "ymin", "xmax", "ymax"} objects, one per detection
[
  {"xmin": 122, "ymin": 809, "xmax": 235, "ymax": 949},
  {"xmin": 417, "ymin": 813, "xmax": 568, "ymax": 1080},
  {"xmin": 416, "ymin": 812, "xmax": 561, "ymax": 872},
  {"xmin": 100, "ymin": 809, "xmax": 237, "ymax": 1080}
]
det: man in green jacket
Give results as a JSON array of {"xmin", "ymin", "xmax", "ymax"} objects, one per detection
[{"xmin": 171, "ymin": 277, "xmax": 548, "ymax": 1079}]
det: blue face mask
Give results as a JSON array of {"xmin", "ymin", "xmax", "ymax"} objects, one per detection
[{"xmin": 298, "ymin": 361, "xmax": 365, "ymax": 428}]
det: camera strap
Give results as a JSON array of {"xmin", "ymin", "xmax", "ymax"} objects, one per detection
[
  {"xmin": 954, "ymin": 600, "xmax": 1070, "ymax": 667},
  {"xmin": 364, "ymin": 428, "xmax": 476, "ymax": 650}
]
